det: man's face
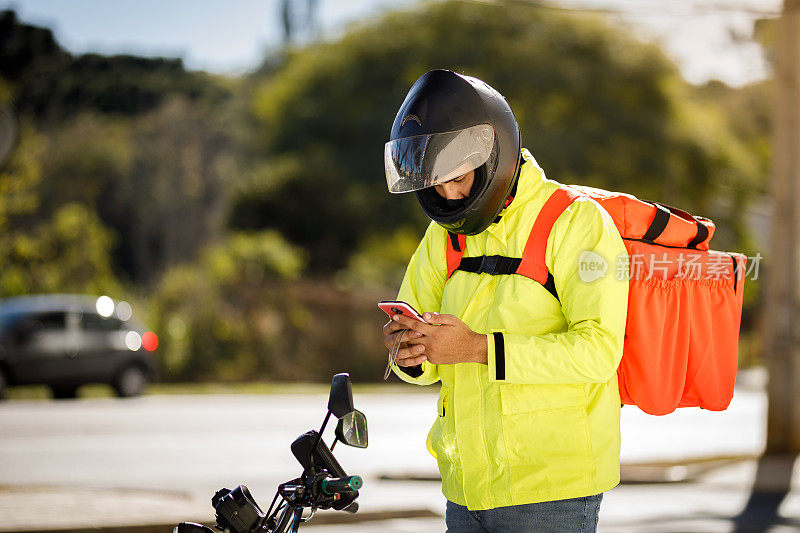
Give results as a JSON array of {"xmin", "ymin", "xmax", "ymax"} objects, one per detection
[{"xmin": 434, "ymin": 169, "xmax": 475, "ymax": 199}]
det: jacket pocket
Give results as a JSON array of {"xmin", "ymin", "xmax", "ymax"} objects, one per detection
[
  {"xmin": 499, "ymin": 383, "xmax": 592, "ymax": 499},
  {"xmin": 437, "ymin": 386, "xmax": 449, "ymax": 417},
  {"xmin": 427, "ymin": 386, "xmax": 459, "ymax": 488},
  {"xmin": 499, "ymin": 383, "xmax": 584, "ymax": 415},
  {"xmin": 427, "ymin": 386, "xmax": 449, "ymax": 459}
]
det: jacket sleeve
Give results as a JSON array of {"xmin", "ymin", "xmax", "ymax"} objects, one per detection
[
  {"xmin": 390, "ymin": 223, "xmax": 445, "ymax": 386},
  {"xmin": 486, "ymin": 198, "xmax": 629, "ymax": 384}
]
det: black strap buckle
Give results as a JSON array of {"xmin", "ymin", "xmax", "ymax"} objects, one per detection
[{"xmin": 480, "ymin": 255, "xmax": 500, "ymax": 275}]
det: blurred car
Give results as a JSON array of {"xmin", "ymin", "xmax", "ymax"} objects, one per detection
[{"xmin": 0, "ymin": 294, "xmax": 158, "ymax": 399}]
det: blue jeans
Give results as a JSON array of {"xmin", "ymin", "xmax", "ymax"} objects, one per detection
[{"xmin": 445, "ymin": 493, "xmax": 603, "ymax": 533}]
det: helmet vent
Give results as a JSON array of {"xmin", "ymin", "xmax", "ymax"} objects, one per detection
[{"xmin": 401, "ymin": 114, "xmax": 422, "ymax": 128}]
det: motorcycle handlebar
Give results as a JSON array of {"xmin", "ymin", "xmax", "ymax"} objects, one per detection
[{"xmin": 320, "ymin": 475, "xmax": 363, "ymax": 495}]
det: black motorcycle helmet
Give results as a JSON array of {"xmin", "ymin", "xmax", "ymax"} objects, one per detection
[{"xmin": 384, "ymin": 70, "xmax": 521, "ymax": 235}]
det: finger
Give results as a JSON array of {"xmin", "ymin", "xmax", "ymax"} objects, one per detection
[
  {"xmin": 384, "ymin": 334, "xmax": 402, "ymax": 350},
  {"xmin": 391, "ymin": 313, "xmax": 419, "ymax": 329},
  {"xmin": 383, "ymin": 320, "xmax": 405, "ymax": 335},
  {"xmin": 393, "ymin": 314, "xmax": 434, "ymax": 335},
  {"xmin": 405, "ymin": 336, "xmax": 427, "ymax": 346},
  {"xmin": 394, "ymin": 343, "xmax": 426, "ymax": 362},
  {"xmin": 396, "ymin": 355, "xmax": 427, "ymax": 367},
  {"xmin": 384, "ymin": 327, "xmax": 411, "ymax": 349},
  {"xmin": 423, "ymin": 312, "xmax": 458, "ymax": 325}
]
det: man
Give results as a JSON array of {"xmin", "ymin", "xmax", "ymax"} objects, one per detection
[{"xmin": 382, "ymin": 70, "xmax": 629, "ymax": 532}]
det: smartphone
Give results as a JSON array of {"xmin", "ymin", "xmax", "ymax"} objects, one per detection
[{"xmin": 378, "ymin": 300, "xmax": 427, "ymax": 323}]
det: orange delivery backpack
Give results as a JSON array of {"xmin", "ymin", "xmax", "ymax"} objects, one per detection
[{"xmin": 445, "ymin": 186, "xmax": 746, "ymax": 416}]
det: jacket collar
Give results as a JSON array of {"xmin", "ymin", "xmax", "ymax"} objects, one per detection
[{"xmin": 484, "ymin": 148, "xmax": 546, "ymax": 242}]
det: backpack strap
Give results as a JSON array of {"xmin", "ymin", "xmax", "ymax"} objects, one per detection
[
  {"xmin": 444, "ymin": 187, "xmax": 581, "ymax": 301},
  {"xmin": 446, "ymin": 232, "xmax": 467, "ymax": 279},
  {"xmin": 516, "ymin": 187, "xmax": 582, "ymax": 284}
]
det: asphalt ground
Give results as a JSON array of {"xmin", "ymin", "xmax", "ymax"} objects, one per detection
[
  {"xmin": 1, "ymin": 371, "xmax": 797, "ymax": 532},
  {"xmin": 3, "ymin": 457, "xmax": 800, "ymax": 533}
]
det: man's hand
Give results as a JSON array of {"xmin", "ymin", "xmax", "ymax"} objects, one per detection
[
  {"xmin": 384, "ymin": 312, "xmax": 487, "ymax": 367},
  {"xmin": 383, "ymin": 318, "xmax": 426, "ymax": 367}
]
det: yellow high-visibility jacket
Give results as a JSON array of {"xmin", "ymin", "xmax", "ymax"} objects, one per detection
[{"xmin": 392, "ymin": 149, "xmax": 629, "ymax": 510}]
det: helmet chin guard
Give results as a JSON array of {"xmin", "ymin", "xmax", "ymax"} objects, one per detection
[
  {"xmin": 385, "ymin": 70, "xmax": 521, "ymax": 235},
  {"xmin": 415, "ymin": 162, "xmax": 489, "ymax": 231}
]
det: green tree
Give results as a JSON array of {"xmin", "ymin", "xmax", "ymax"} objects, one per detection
[
  {"xmin": 1, "ymin": 9, "xmax": 243, "ymax": 287},
  {"xmin": 237, "ymin": 0, "xmax": 760, "ymax": 277},
  {"xmin": 1, "ymin": 9, "xmax": 228, "ymax": 121},
  {"xmin": 120, "ymin": 96, "xmax": 237, "ymax": 283},
  {"xmin": 149, "ymin": 228, "xmax": 393, "ymax": 383},
  {"xmin": 150, "ymin": 230, "xmax": 308, "ymax": 380},
  {"xmin": 38, "ymin": 113, "xmax": 133, "ymax": 216},
  {"xmin": 0, "ymin": 127, "xmax": 120, "ymax": 297},
  {"xmin": 36, "ymin": 97, "xmax": 241, "ymax": 284}
]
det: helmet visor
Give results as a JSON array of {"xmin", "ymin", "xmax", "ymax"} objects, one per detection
[{"xmin": 384, "ymin": 124, "xmax": 495, "ymax": 193}]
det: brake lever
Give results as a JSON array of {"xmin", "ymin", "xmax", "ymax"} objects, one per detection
[{"xmin": 342, "ymin": 502, "xmax": 359, "ymax": 514}]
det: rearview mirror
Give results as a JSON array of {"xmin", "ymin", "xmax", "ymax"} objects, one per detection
[
  {"xmin": 335, "ymin": 409, "xmax": 368, "ymax": 448},
  {"xmin": 328, "ymin": 373, "xmax": 354, "ymax": 419}
]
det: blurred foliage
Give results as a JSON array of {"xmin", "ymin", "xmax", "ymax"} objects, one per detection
[
  {"xmin": 116, "ymin": 96, "xmax": 238, "ymax": 282},
  {"xmin": 28, "ymin": 95, "xmax": 241, "ymax": 284},
  {"xmin": 691, "ymin": 79, "xmax": 772, "ymax": 334},
  {"xmin": 37, "ymin": 113, "xmax": 133, "ymax": 214},
  {"xmin": 149, "ymin": 230, "xmax": 306, "ymax": 380},
  {"xmin": 0, "ymin": 10, "xmax": 67, "ymax": 84},
  {"xmin": 754, "ymin": 18, "xmax": 776, "ymax": 68},
  {"xmin": 338, "ymin": 228, "xmax": 422, "ymax": 291},
  {"xmin": 238, "ymin": 0, "xmax": 761, "ymax": 278},
  {"xmin": 0, "ymin": 128, "xmax": 120, "ymax": 297},
  {"xmin": 0, "ymin": 2, "xmax": 775, "ymax": 380},
  {"xmin": 694, "ymin": 80, "xmax": 772, "ymax": 194},
  {"xmin": 2, "ymin": 10, "xmax": 243, "ymax": 284},
  {"xmin": 148, "ymin": 230, "xmax": 389, "ymax": 383},
  {"xmin": 24, "ymin": 53, "xmax": 226, "ymax": 119},
  {"xmin": 0, "ymin": 10, "xmax": 227, "ymax": 120}
]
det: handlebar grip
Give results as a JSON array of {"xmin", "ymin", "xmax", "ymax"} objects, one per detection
[{"xmin": 321, "ymin": 475, "xmax": 363, "ymax": 495}]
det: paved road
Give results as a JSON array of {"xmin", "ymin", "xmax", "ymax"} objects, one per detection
[
  {"xmin": 1, "ymin": 382, "xmax": 799, "ymax": 531},
  {"xmin": 0, "ymin": 390, "xmax": 440, "ymax": 494},
  {"xmin": 0, "ymin": 385, "xmax": 767, "ymax": 490},
  {"xmin": 0, "ymin": 390, "xmax": 444, "ymax": 530}
]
